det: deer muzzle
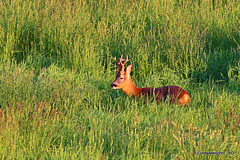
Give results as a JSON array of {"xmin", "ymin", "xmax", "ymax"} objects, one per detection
[{"xmin": 111, "ymin": 83, "xmax": 118, "ymax": 89}]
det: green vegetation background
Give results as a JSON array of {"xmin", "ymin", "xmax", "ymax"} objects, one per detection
[{"xmin": 0, "ymin": 0, "xmax": 239, "ymax": 159}]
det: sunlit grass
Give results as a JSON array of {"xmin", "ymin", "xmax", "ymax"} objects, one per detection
[{"xmin": 0, "ymin": 0, "xmax": 239, "ymax": 159}]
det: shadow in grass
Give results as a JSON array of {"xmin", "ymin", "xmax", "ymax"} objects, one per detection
[{"xmin": 192, "ymin": 49, "xmax": 240, "ymax": 83}]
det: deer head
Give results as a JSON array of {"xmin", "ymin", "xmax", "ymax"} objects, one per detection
[{"xmin": 111, "ymin": 55, "xmax": 132, "ymax": 89}]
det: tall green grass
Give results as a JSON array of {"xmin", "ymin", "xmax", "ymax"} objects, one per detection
[
  {"xmin": 0, "ymin": 0, "xmax": 239, "ymax": 159},
  {"xmin": 1, "ymin": 0, "xmax": 239, "ymax": 78}
]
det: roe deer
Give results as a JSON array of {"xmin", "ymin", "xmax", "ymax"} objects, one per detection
[{"xmin": 111, "ymin": 55, "xmax": 190, "ymax": 105}]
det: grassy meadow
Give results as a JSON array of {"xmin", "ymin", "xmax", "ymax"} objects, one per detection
[{"xmin": 0, "ymin": 0, "xmax": 240, "ymax": 159}]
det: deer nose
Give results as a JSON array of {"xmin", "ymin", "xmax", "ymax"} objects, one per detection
[{"xmin": 111, "ymin": 83, "xmax": 117, "ymax": 88}]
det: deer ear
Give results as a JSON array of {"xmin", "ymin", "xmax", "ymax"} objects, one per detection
[{"xmin": 126, "ymin": 64, "xmax": 132, "ymax": 73}]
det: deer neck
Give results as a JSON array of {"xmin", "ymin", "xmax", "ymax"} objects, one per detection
[{"xmin": 121, "ymin": 78, "xmax": 142, "ymax": 97}]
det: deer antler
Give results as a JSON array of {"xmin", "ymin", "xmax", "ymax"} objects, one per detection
[
  {"xmin": 114, "ymin": 55, "xmax": 129, "ymax": 71},
  {"xmin": 122, "ymin": 55, "xmax": 129, "ymax": 65}
]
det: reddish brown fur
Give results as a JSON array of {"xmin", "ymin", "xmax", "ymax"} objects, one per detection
[{"xmin": 111, "ymin": 55, "xmax": 190, "ymax": 105}]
